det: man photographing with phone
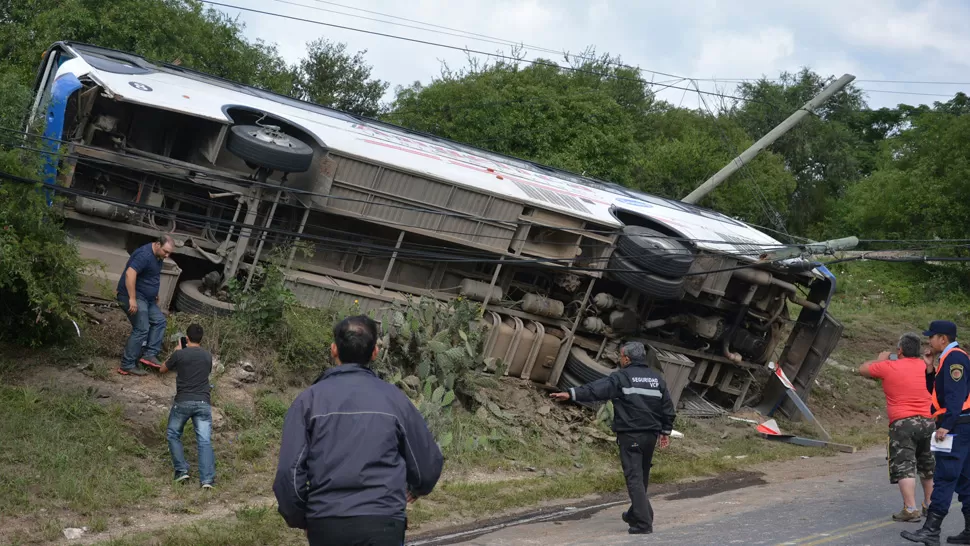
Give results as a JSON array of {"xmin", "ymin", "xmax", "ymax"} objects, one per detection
[{"xmin": 159, "ymin": 323, "xmax": 216, "ymax": 489}]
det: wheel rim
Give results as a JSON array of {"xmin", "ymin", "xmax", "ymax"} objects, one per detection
[{"xmin": 249, "ymin": 125, "xmax": 301, "ymax": 150}]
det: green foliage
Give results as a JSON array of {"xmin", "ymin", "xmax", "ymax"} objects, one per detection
[
  {"xmin": 0, "ymin": 69, "xmax": 86, "ymax": 347},
  {"xmin": 376, "ymin": 296, "xmax": 488, "ymax": 403},
  {"xmin": 385, "ymin": 50, "xmax": 795, "ymax": 224},
  {"xmin": 830, "ymin": 261, "xmax": 970, "ymax": 306},
  {"xmin": 634, "ymin": 105, "xmax": 796, "ymax": 223},
  {"xmin": 0, "ymin": 385, "xmax": 153, "ymax": 516},
  {"xmin": 0, "ymin": 0, "xmax": 387, "ymax": 115},
  {"xmin": 294, "ymin": 39, "xmax": 390, "ymax": 117},
  {"xmin": 0, "ymin": 148, "xmax": 87, "ymax": 346},
  {"xmin": 0, "ymin": 0, "xmax": 297, "ymax": 93},
  {"xmin": 835, "ymin": 93, "xmax": 970, "ymax": 243},
  {"xmin": 731, "ymin": 69, "xmax": 872, "ymax": 235},
  {"xmin": 385, "ymin": 51, "xmax": 660, "ymax": 186},
  {"xmin": 229, "ymin": 252, "xmax": 299, "ymax": 337}
]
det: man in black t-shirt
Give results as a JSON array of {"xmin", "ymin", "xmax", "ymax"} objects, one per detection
[{"xmin": 160, "ymin": 323, "xmax": 216, "ymax": 488}]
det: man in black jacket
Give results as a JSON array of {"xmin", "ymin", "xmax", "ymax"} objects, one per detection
[
  {"xmin": 273, "ymin": 315, "xmax": 444, "ymax": 546},
  {"xmin": 551, "ymin": 341, "xmax": 676, "ymax": 535}
]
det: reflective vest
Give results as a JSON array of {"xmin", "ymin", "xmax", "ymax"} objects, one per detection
[{"xmin": 931, "ymin": 346, "xmax": 970, "ymax": 418}]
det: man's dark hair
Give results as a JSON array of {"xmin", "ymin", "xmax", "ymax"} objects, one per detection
[
  {"xmin": 333, "ymin": 315, "xmax": 378, "ymax": 366},
  {"xmin": 157, "ymin": 234, "xmax": 175, "ymax": 247},
  {"xmin": 187, "ymin": 323, "xmax": 204, "ymax": 344},
  {"xmin": 898, "ymin": 333, "xmax": 921, "ymax": 358}
]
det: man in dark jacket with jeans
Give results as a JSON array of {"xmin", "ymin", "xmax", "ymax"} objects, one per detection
[
  {"xmin": 274, "ymin": 315, "xmax": 444, "ymax": 546},
  {"xmin": 551, "ymin": 341, "xmax": 676, "ymax": 535}
]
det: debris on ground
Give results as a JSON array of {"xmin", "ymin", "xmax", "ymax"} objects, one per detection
[{"xmin": 62, "ymin": 527, "xmax": 87, "ymax": 540}]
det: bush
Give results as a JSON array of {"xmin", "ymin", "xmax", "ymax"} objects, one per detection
[
  {"xmin": 167, "ymin": 247, "xmax": 344, "ymax": 382},
  {"xmin": 0, "ymin": 149, "xmax": 86, "ymax": 346},
  {"xmin": 376, "ymin": 296, "xmax": 492, "ymax": 404},
  {"xmin": 830, "ymin": 261, "xmax": 970, "ymax": 306}
]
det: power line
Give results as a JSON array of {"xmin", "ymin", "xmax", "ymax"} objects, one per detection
[
  {"xmin": 280, "ymin": 0, "xmax": 701, "ymax": 84},
  {"xmin": 276, "ymin": 0, "xmax": 970, "ymax": 96},
  {"xmin": 201, "ymin": 1, "xmax": 764, "ymax": 105},
  {"xmin": 2, "ymin": 126, "xmax": 801, "ymax": 248},
  {"xmin": 696, "ymin": 77, "xmax": 970, "ymax": 86},
  {"xmin": 2, "ymin": 168, "xmax": 788, "ymax": 272},
  {"xmin": 10, "ymin": 129, "xmax": 970, "ymax": 259}
]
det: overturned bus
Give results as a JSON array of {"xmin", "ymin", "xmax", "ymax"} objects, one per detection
[{"xmin": 29, "ymin": 41, "xmax": 844, "ymax": 414}]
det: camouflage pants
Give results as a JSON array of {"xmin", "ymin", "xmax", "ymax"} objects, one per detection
[{"xmin": 888, "ymin": 416, "xmax": 936, "ymax": 484}]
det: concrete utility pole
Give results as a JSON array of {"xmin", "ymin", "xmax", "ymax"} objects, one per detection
[
  {"xmin": 681, "ymin": 73, "xmax": 856, "ymax": 204},
  {"xmin": 758, "ymin": 236, "xmax": 861, "ymax": 261}
]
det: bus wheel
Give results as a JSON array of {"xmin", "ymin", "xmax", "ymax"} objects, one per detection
[
  {"xmin": 226, "ymin": 124, "xmax": 314, "ymax": 174},
  {"xmin": 174, "ymin": 280, "xmax": 235, "ymax": 316},
  {"xmin": 616, "ymin": 225, "xmax": 695, "ymax": 278},
  {"xmin": 607, "ymin": 253, "xmax": 686, "ymax": 300}
]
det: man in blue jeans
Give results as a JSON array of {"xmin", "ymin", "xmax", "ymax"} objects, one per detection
[
  {"xmin": 116, "ymin": 235, "xmax": 175, "ymax": 376},
  {"xmin": 159, "ymin": 323, "xmax": 216, "ymax": 488}
]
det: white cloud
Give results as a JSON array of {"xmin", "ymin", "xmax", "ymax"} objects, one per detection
[
  {"xmin": 823, "ymin": 0, "xmax": 970, "ymax": 66},
  {"xmin": 693, "ymin": 27, "xmax": 796, "ymax": 79},
  {"xmin": 221, "ymin": 0, "xmax": 970, "ymax": 110}
]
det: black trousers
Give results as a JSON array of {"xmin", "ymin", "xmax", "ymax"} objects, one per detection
[
  {"xmin": 617, "ymin": 431, "xmax": 658, "ymax": 531},
  {"xmin": 306, "ymin": 516, "xmax": 406, "ymax": 546}
]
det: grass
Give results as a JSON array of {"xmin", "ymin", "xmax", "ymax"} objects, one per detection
[
  {"xmin": 0, "ymin": 385, "xmax": 155, "ymax": 517},
  {"xmin": 99, "ymin": 506, "xmax": 305, "ymax": 546},
  {"xmin": 4, "ymin": 261, "xmax": 969, "ymax": 543}
]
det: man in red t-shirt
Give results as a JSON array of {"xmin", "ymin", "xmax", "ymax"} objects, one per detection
[{"xmin": 860, "ymin": 332, "xmax": 936, "ymax": 522}]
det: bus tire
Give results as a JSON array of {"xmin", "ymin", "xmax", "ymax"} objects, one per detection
[
  {"xmin": 226, "ymin": 125, "xmax": 314, "ymax": 173},
  {"xmin": 616, "ymin": 225, "xmax": 694, "ymax": 278},
  {"xmin": 557, "ymin": 370, "xmax": 603, "ymax": 409},
  {"xmin": 565, "ymin": 347, "xmax": 616, "ymax": 384},
  {"xmin": 174, "ymin": 280, "xmax": 235, "ymax": 317},
  {"xmin": 608, "ymin": 253, "xmax": 686, "ymax": 300}
]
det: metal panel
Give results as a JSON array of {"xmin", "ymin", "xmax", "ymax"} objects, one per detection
[
  {"xmin": 758, "ymin": 311, "xmax": 845, "ymax": 420},
  {"xmin": 333, "ymin": 158, "xmax": 381, "ymax": 189}
]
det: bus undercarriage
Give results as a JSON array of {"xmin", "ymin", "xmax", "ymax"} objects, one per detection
[{"xmin": 37, "ymin": 42, "xmax": 843, "ymax": 417}]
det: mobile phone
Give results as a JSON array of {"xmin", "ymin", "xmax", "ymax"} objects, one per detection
[
  {"xmin": 180, "ymin": 336, "xmax": 188, "ymax": 349},
  {"xmin": 889, "ymin": 353, "xmax": 898, "ymax": 361}
]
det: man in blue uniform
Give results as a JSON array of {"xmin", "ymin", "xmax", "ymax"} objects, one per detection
[
  {"xmin": 903, "ymin": 320, "xmax": 970, "ymax": 545},
  {"xmin": 116, "ymin": 235, "xmax": 175, "ymax": 376},
  {"xmin": 550, "ymin": 341, "xmax": 675, "ymax": 535}
]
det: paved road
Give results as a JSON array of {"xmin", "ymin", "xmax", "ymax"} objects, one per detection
[{"xmin": 454, "ymin": 447, "xmax": 969, "ymax": 546}]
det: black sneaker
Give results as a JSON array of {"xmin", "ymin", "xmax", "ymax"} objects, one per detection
[
  {"xmin": 174, "ymin": 473, "xmax": 190, "ymax": 484},
  {"xmin": 118, "ymin": 367, "xmax": 148, "ymax": 376},
  {"xmin": 201, "ymin": 483, "xmax": 214, "ymax": 491},
  {"xmin": 628, "ymin": 527, "xmax": 653, "ymax": 535},
  {"xmin": 622, "ymin": 511, "xmax": 631, "ymax": 524},
  {"xmin": 139, "ymin": 355, "xmax": 162, "ymax": 369}
]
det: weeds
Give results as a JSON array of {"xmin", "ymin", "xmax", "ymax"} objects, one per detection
[
  {"xmin": 99, "ymin": 505, "xmax": 305, "ymax": 546},
  {"xmin": 377, "ymin": 296, "xmax": 493, "ymax": 402},
  {"xmin": 0, "ymin": 385, "xmax": 155, "ymax": 516}
]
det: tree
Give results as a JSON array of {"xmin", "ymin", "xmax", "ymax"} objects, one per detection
[
  {"xmin": 836, "ymin": 93, "xmax": 970, "ymax": 243},
  {"xmin": 0, "ymin": 0, "xmax": 297, "ymax": 94},
  {"xmin": 385, "ymin": 50, "xmax": 795, "ymax": 225},
  {"xmin": 387, "ymin": 51, "xmax": 653, "ymax": 184},
  {"xmin": 635, "ymin": 106, "xmax": 796, "ymax": 226},
  {"xmin": 293, "ymin": 39, "xmax": 389, "ymax": 117},
  {"xmin": 731, "ymin": 69, "xmax": 872, "ymax": 236}
]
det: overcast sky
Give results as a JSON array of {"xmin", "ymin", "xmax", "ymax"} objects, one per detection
[{"xmin": 216, "ymin": 0, "xmax": 970, "ymax": 112}]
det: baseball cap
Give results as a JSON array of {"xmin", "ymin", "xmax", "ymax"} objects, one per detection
[{"xmin": 923, "ymin": 320, "xmax": 958, "ymax": 339}]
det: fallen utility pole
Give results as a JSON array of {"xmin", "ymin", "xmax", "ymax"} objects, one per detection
[
  {"xmin": 758, "ymin": 236, "xmax": 861, "ymax": 261},
  {"xmin": 682, "ymin": 73, "xmax": 856, "ymax": 204}
]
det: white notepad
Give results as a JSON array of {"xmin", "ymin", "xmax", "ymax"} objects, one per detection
[{"xmin": 931, "ymin": 434, "xmax": 954, "ymax": 453}]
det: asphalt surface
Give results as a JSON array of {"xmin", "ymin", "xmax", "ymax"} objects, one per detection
[{"xmin": 452, "ymin": 447, "xmax": 970, "ymax": 546}]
